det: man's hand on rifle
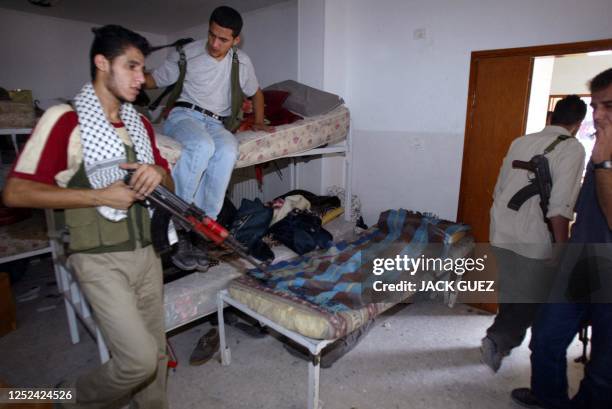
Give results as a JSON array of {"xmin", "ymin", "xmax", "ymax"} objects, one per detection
[
  {"xmin": 98, "ymin": 181, "xmax": 140, "ymax": 210},
  {"xmin": 120, "ymin": 163, "xmax": 165, "ymax": 200}
]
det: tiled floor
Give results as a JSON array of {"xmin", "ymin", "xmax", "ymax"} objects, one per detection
[{"xmin": 0, "ymin": 254, "xmax": 588, "ymax": 409}]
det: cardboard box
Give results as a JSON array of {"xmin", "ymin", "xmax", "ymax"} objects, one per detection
[
  {"xmin": 0, "ymin": 101, "xmax": 36, "ymax": 128},
  {"xmin": 0, "ymin": 272, "xmax": 16, "ymax": 336}
]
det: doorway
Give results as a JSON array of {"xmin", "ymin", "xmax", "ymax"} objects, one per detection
[
  {"xmin": 457, "ymin": 38, "xmax": 612, "ymax": 243},
  {"xmin": 456, "ymin": 39, "xmax": 612, "ymax": 312},
  {"xmin": 526, "ymin": 52, "xmax": 612, "ymax": 157}
]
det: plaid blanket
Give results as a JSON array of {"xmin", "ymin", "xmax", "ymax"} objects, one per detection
[{"xmin": 240, "ymin": 209, "xmax": 471, "ymax": 314}]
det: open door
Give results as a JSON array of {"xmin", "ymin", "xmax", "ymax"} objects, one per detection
[
  {"xmin": 457, "ymin": 39, "xmax": 612, "ymax": 313},
  {"xmin": 458, "ymin": 55, "xmax": 533, "ymax": 243}
]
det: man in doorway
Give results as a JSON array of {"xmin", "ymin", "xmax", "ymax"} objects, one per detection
[
  {"xmin": 481, "ymin": 94, "xmax": 587, "ymax": 372},
  {"xmin": 3, "ymin": 25, "xmax": 172, "ymax": 408},
  {"xmin": 145, "ymin": 5, "xmax": 273, "ymax": 272},
  {"xmin": 511, "ymin": 67, "xmax": 612, "ymax": 409}
]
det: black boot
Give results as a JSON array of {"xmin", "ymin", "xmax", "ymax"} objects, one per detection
[
  {"xmin": 171, "ymin": 230, "xmax": 198, "ymax": 271},
  {"xmin": 191, "ymin": 233, "xmax": 212, "ymax": 272}
]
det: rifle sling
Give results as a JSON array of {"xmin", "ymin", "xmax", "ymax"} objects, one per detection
[{"xmin": 152, "ymin": 44, "xmax": 188, "ymax": 123}]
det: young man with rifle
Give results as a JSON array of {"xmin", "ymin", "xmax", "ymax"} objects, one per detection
[
  {"xmin": 481, "ymin": 95, "xmax": 587, "ymax": 372},
  {"xmin": 3, "ymin": 25, "xmax": 172, "ymax": 408},
  {"xmin": 145, "ymin": 5, "xmax": 273, "ymax": 272}
]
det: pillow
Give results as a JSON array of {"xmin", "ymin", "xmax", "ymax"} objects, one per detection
[
  {"xmin": 263, "ymin": 90, "xmax": 290, "ymax": 117},
  {"xmin": 267, "ymin": 108, "xmax": 302, "ymax": 126},
  {"xmin": 238, "ymin": 91, "xmax": 301, "ymax": 130},
  {"xmin": 264, "ymin": 80, "xmax": 344, "ymax": 117}
]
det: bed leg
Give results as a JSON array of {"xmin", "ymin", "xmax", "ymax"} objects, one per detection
[
  {"xmin": 217, "ymin": 292, "xmax": 231, "ymax": 365},
  {"xmin": 344, "ymin": 126, "xmax": 353, "ymax": 222},
  {"xmin": 307, "ymin": 354, "xmax": 322, "ymax": 409},
  {"xmin": 290, "ymin": 158, "xmax": 299, "ymax": 190}
]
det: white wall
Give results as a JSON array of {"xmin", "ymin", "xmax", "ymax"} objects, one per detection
[
  {"xmin": 293, "ymin": 0, "xmax": 326, "ymax": 194},
  {"xmin": 297, "ymin": 0, "xmax": 325, "ymax": 89},
  {"xmin": 525, "ymin": 57, "xmax": 555, "ymax": 134},
  {"xmin": 0, "ymin": 8, "xmax": 167, "ymax": 109},
  {"xmin": 324, "ymin": 0, "xmax": 612, "ymax": 224},
  {"xmin": 550, "ymin": 53, "xmax": 612, "ymax": 95}
]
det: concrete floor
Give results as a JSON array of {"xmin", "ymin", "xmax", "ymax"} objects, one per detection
[{"xmin": 0, "ymin": 256, "xmax": 586, "ymax": 409}]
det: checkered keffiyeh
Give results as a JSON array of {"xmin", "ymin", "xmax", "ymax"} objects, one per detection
[{"xmin": 74, "ymin": 83, "xmax": 154, "ymax": 221}]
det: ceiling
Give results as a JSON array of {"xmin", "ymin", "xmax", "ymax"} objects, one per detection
[{"xmin": 0, "ymin": 0, "xmax": 288, "ymax": 35}]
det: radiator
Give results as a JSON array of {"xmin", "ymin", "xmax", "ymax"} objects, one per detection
[{"xmin": 228, "ymin": 166, "xmax": 263, "ymax": 205}]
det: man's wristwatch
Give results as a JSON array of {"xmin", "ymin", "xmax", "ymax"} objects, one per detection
[{"xmin": 593, "ymin": 160, "xmax": 612, "ymax": 170}]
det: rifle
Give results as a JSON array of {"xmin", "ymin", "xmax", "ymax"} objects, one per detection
[
  {"xmin": 507, "ymin": 154, "xmax": 553, "ymax": 225},
  {"xmin": 124, "ymin": 171, "xmax": 267, "ymax": 273}
]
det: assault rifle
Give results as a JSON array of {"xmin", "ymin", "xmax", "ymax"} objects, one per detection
[
  {"xmin": 507, "ymin": 154, "xmax": 553, "ymax": 226},
  {"xmin": 124, "ymin": 171, "xmax": 267, "ymax": 272}
]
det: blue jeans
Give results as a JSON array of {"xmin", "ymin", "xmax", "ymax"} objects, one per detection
[
  {"xmin": 530, "ymin": 303, "xmax": 612, "ymax": 409},
  {"xmin": 163, "ymin": 107, "xmax": 238, "ymax": 219}
]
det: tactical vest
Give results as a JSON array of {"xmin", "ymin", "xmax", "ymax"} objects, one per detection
[
  {"xmin": 63, "ymin": 144, "xmax": 152, "ymax": 254},
  {"xmin": 151, "ymin": 43, "xmax": 244, "ymax": 132}
]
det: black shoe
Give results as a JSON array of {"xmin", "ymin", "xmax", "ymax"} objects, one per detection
[
  {"xmin": 511, "ymin": 388, "xmax": 545, "ymax": 408},
  {"xmin": 189, "ymin": 328, "xmax": 220, "ymax": 366},
  {"xmin": 232, "ymin": 321, "xmax": 268, "ymax": 338},
  {"xmin": 190, "ymin": 232, "xmax": 214, "ymax": 272},
  {"xmin": 480, "ymin": 336, "xmax": 503, "ymax": 373},
  {"xmin": 171, "ymin": 231, "xmax": 198, "ymax": 271},
  {"xmin": 223, "ymin": 309, "xmax": 267, "ymax": 338}
]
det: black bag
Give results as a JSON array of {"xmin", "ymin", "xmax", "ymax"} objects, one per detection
[
  {"xmin": 217, "ymin": 196, "xmax": 237, "ymax": 229},
  {"xmin": 230, "ymin": 198, "xmax": 274, "ymax": 262},
  {"xmin": 269, "ymin": 209, "xmax": 333, "ymax": 255}
]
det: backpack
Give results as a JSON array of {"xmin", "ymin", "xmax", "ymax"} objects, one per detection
[{"xmin": 268, "ymin": 209, "xmax": 333, "ymax": 255}]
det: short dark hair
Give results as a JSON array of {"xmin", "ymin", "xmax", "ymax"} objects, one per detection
[
  {"xmin": 210, "ymin": 6, "xmax": 243, "ymax": 37},
  {"xmin": 550, "ymin": 94, "xmax": 587, "ymax": 126},
  {"xmin": 89, "ymin": 25, "xmax": 150, "ymax": 80},
  {"xmin": 589, "ymin": 67, "xmax": 612, "ymax": 94}
]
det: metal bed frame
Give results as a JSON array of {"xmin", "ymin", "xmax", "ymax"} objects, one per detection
[{"xmin": 217, "ymin": 289, "xmax": 336, "ymax": 409}]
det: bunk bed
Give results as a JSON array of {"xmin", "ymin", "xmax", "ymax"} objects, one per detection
[{"xmin": 155, "ymin": 104, "xmax": 352, "ymax": 219}]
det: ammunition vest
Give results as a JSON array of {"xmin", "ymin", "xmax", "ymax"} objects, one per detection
[{"xmin": 63, "ymin": 144, "xmax": 152, "ymax": 254}]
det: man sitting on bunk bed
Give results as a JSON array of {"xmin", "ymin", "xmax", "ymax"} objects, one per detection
[{"xmin": 145, "ymin": 5, "xmax": 273, "ymax": 272}]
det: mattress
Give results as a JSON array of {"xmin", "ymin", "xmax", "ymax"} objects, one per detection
[
  {"xmin": 227, "ymin": 210, "xmax": 475, "ymax": 340},
  {"xmin": 164, "ymin": 268, "xmax": 240, "ymax": 331},
  {"xmin": 155, "ymin": 105, "xmax": 350, "ymax": 168}
]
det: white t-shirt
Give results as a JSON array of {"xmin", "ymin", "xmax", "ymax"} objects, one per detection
[
  {"xmin": 152, "ymin": 40, "xmax": 259, "ymax": 116},
  {"xmin": 489, "ymin": 125, "xmax": 586, "ymax": 259}
]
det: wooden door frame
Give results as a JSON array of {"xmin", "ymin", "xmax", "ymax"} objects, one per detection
[
  {"xmin": 457, "ymin": 38, "xmax": 612, "ymax": 313},
  {"xmin": 457, "ymin": 38, "xmax": 612, "ymax": 224}
]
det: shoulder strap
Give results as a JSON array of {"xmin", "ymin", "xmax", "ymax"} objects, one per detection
[
  {"xmin": 543, "ymin": 134, "xmax": 571, "ymax": 155},
  {"xmin": 223, "ymin": 47, "xmax": 245, "ymax": 133},
  {"xmin": 149, "ymin": 39, "xmax": 194, "ymax": 122},
  {"xmin": 156, "ymin": 44, "xmax": 188, "ymax": 116}
]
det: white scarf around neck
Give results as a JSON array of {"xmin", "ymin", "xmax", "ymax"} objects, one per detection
[{"xmin": 73, "ymin": 83, "xmax": 154, "ymax": 221}]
